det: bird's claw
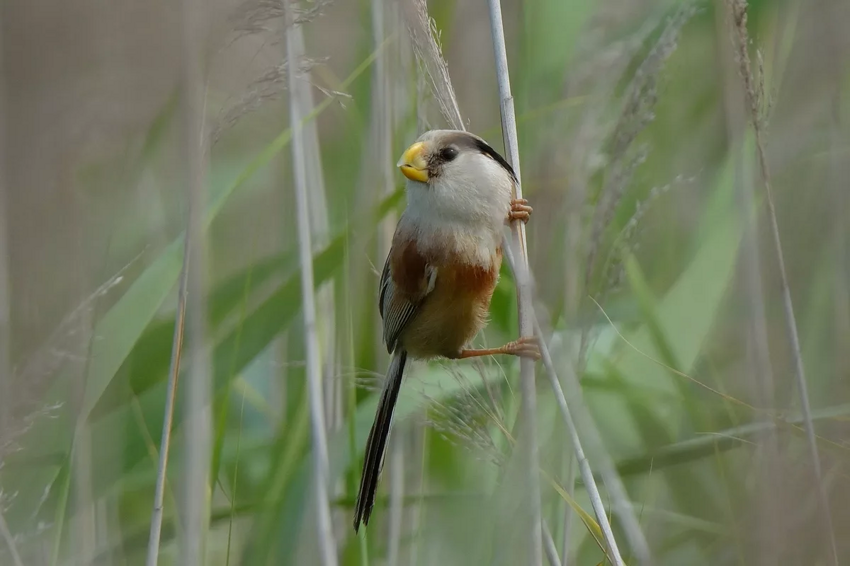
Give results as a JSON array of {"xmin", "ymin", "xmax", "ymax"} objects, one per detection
[
  {"xmin": 508, "ymin": 198, "xmax": 532, "ymax": 224},
  {"xmin": 504, "ymin": 336, "xmax": 541, "ymax": 360}
]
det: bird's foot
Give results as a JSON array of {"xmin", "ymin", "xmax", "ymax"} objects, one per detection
[
  {"xmin": 456, "ymin": 336, "xmax": 540, "ymax": 361},
  {"xmin": 501, "ymin": 336, "xmax": 541, "ymax": 360},
  {"xmin": 507, "ymin": 198, "xmax": 533, "ymax": 224}
]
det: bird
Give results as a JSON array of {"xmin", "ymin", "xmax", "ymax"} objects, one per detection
[{"xmin": 353, "ymin": 129, "xmax": 539, "ymax": 531}]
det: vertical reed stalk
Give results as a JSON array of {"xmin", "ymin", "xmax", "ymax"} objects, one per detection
[
  {"xmin": 484, "ymin": 2, "xmax": 542, "ymax": 564},
  {"xmin": 501, "ymin": 243, "xmax": 630, "ymax": 566},
  {"xmin": 288, "ymin": 17, "xmax": 338, "ymax": 432},
  {"xmin": 371, "ymin": 0, "xmax": 406, "ymax": 562},
  {"xmin": 0, "ymin": 5, "xmax": 10, "ymax": 467},
  {"xmin": 0, "ymin": 23, "xmax": 22, "ymax": 566},
  {"xmin": 178, "ymin": 0, "xmax": 212, "ymax": 562},
  {"xmin": 406, "ymin": 2, "xmax": 641, "ymax": 563},
  {"xmin": 542, "ymin": 523, "xmax": 561, "ymax": 566},
  {"xmin": 283, "ymin": 1, "xmax": 338, "ymax": 564},
  {"xmin": 387, "ymin": 434, "xmax": 404, "ymax": 566}
]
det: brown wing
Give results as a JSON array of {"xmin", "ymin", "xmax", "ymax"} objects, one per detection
[{"xmin": 379, "ymin": 238, "xmax": 436, "ymax": 354}]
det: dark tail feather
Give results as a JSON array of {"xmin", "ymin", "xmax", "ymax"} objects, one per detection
[{"xmin": 353, "ymin": 350, "xmax": 407, "ymax": 531}]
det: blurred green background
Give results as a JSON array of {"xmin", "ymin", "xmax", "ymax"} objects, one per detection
[{"xmin": 1, "ymin": 0, "xmax": 848, "ymax": 564}]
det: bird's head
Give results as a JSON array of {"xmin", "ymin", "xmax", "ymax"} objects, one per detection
[{"xmin": 397, "ymin": 130, "xmax": 516, "ymax": 226}]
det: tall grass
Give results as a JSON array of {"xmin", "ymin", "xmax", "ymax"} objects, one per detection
[{"xmin": 1, "ymin": 0, "xmax": 850, "ymax": 565}]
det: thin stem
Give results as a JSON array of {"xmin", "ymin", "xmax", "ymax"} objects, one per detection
[
  {"xmin": 484, "ymin": 2, "xmax": 542, "ymax": 564},
  {"xmin": 0, "ymin": 508, "xmax": 23, "ymax": 566},
  {"xmin": 0, "ymin": 9, "xmax": 9, "ymax": 456},
  {"xmin": 288, "ymin": 9, "xmax": 337, "ymax": 432},
  {"xmin": 145, "ymin": 189, "xmax": 191, "ymax": 566},
  {"xmin": 726, "ymin": 2, "xmax": 837, "ymax": 564},
  {"xmin": 560, "ymin": 453, "xmax": 576, "ymax": 566},
  {"xmin": 372, "ymin": 0, "xmax": 405, "ymax": 558},
  {"xmin": 713, "ymin": 5, "xmax": 780, "ymax": 563},
  {"xmin": 542, "ymin": 522, "xmax": 561, "ymax": 566},
  {"xmin": 178, "ymin": 0, "xmax": 212, "ymax": 561},
  {"xmin": 507, "ymin": 242, "xmax": 641, "ymax": 566},
  {"xmin": 387, "ymin": 433, "xmax": 404, "ymax": 566},
  {"xmin": 529, "ymin": 314, "xmax": 626, "ymax": 566},
  {"xmin": 283, "ymin": 1, "xmax": 338, "ymax": 563}
]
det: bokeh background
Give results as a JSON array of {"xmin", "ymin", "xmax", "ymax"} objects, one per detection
[{"xmin": 1, "ymin": 0, "xmax": 849, "ymax": 564}]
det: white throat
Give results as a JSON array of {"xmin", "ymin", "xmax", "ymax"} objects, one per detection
[{"xmin": 402, "ymin": 154, "xmax": 513, "ymax": 267}]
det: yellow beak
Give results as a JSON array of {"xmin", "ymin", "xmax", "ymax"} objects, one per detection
[{"xmin": 397, "ymin": 142, "xmax": 429, "ymax": 182}]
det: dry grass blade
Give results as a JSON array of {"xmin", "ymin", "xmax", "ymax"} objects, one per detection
[
  {"xmin": 283, "ymin": 0, "xmax": 337, "ymax": 563},
  {"xmin": 725, "ymin": 1, "xmax": 838, "ymax": 564}
]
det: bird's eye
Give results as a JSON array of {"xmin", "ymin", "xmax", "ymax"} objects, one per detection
[{"xmin": 440, "ymin": 147, "xmax": 459, "ymax": 162}]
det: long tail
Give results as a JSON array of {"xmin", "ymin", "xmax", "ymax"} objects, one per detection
[{"xmin": 353, "ymin": 349, "xmax": 407, "ymax": 531}]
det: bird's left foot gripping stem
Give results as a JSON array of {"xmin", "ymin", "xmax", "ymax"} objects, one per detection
[{"xmin": 508, "ymin": 198, "xmax": 533, "ymax": 224}]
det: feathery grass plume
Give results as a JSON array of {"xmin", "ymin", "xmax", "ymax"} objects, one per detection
[
  {"xmin": 211, "ymin": 60, "xmax": 315, "ymax": 145},
  {"xmin": 230, "ymin": 0, "xmax": 334, "ymax": 39},
  {"xmin": 581, "ymin": 2, "xmax": 696, "ymax": 363},
  {"xmin": 585, "ymin": 4, "xmax": 696, "ymax": 288},
  {"xmin": 417, "ymin": 355, "xmax": 622, "ymax": 566},
  {"xmin": 602, "ymin": 176, "xmax": 689, "ymax": 294},
  {"xmin": 713, "ymin": 5, "xmax": 780, "ymax": 563},
  {"xmin": 2, "ymin": 262, "xmax": 129, "ymax": 464},
  {"xmin": 423, "ymin": 364, "xmax": 508, "ymax": 468},
  {"xmin": 559, "ymin": 28, "xmax": 657, "ymax": 562},
  {"xmin": 563, "ymin": 26, "xmax": 652, "ymax": 324},
  {"xmin": 404, "ymin": 0, "xmax": 463, "ymax": 130},
  {"xmin": 213, "ymin": 0, "xmax": 332, "ymax": 144},
  {"xmin": 283, "ymin": 0, "xmax": 337, "ymax": 563},
  {"xmin": 725, "ymin": 1, "xmax": 838, "ymax": 564}
]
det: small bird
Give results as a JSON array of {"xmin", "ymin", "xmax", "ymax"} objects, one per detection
[{"xmin": 353, "ymin": 129, "xmax": 539, "ymax": 531}]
